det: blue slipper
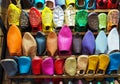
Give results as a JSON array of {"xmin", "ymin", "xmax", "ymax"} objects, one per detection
[
  {"xmin": 95, "ymin": 30, "xmax": 108, "ymax": 54},
  {"xmin": 107, "ymin": 52, "xmax": 120, "ymax": 75},
  {"xmin": 34, "ymin": 0, "xmax": 45, "ymax": 9},
  {"xmin": 0, "ymin": 59, "xmax": 18, "ymax": 76},
  {"xmin": 86, "ymin": 0, "xmax": 96, "ymax": 9},
  {"xmin": 82, "ymin": 30, "xmax": 95, "ymax": 55},
  {"xmin": 18, "ymin": 56, "xmax": 31, "ymax": 74}
]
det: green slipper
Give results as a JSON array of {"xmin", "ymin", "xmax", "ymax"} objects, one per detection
[
  {"xmin": 98, "ymin": 13, "xmax": 107, "ymax": 32},
  {"xmin": 75, "ymin": 10, "xmax": 88, "ymax": 32}
]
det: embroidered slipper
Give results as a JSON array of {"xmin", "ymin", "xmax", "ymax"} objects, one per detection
[
  {"xmin": 72, "ymin": 33, "xmax": 82, "ymax": 55},
  {"xmin": 32, "ymin": 56, "xmax": 43, "ymax": 75},
  {"xmin": 0, "ymin": 59, "xmax": 18, "ymax": 76},
  {"xmin": 96, "ymin": 54, "xmax": 110, "ymax": 75},
  {"xmin": 107, "ymin": 9, "xmax": 119, "ymax": 32},
  {"xmin": 95, "ymin": 31, "xmax": 108, "ymax": 54},
  {"xmin": 34, "ymin": 0, "xmax": 45, "ymax": 9},
  {"xmin": 88, "ymin": 12, "xmax": 98, "ymax": 31},
  {"xmin": 65, "ymin": 56, "xmax": 77, "ymax": 76},
  {"xmin": 107, "ymin": 28, "xmax": 119, "ymax": 53},
  {"xmin": 75, "ymin": 10, "xmax": 88, "ymax": 32},
  {"xmin": 7, "ymin": 24, "xmax": 22, "ymax": 56},
  {"xmin": 42, "ymin": 57, "xmax": 54, "ymax": 75},
  {"xmin": 35, "ymin": 31, "xmax": 46, "ymax": 56},
  {"xmin": 58, "ymin": 25, "xmax": 72, "ymax": 55},
  {"xmin": 22, "ymin": 32, "xmax": 37, "ymax": 59},
  {"xmin": 76, "ymin": 0, "xmax": 86, "ymax": 9},
  {"xmin": 18, "ymin": 56, "xmax": 31, "ymax": 74},
  {"xmin": 98, "ymin": 13, "xmax": 107, "ymax": 31},
  {"xmin": 77, "ymin": 55, "xmax": 88, "ymax": 75},
  {"xmin": 42, "ymin": 7, "xmax": 53, "ymax": 32},
  {"xmin": 29, "ymin": 7, "xmax": 42, "ymax": 32},
  {"xmin": 20, "ymin": 10, "xmax": 31, "ymax": 32},
  {"xmin": 82, "ymin": 30, "xmax": 95, "ymax": 55},
  {"xmin": 107, "ymin": 0, "xmax": 118, "ymax": 9},
  {"xmin": 85, "ymin": 55, "xmax": 99, "ymax": 81},
  {"xmin": 54, "ymin": 58, "xmax": 64, "ymax": 75},
  {"xmin": 7, "ymin": 3, "xmax": 21, "ymax": 26},
  {"xmin": 65, "ymin": 5, "xmax": 76, "ymax": 30},
  {"xmin": 45, "ymin": 0, "xmax": 55, "ymax": 9},
  {"xmin": 47, "ymin": 31, "xmax": 57, "ymax": 56},
  {"xmin": 66, "ymin": 0, "xmax": 75, "ymax": 7},
  {"xmin": 107, "ymin": 51, "xmax": 120, "ymax": 75},
  {"xmin": 97, "ymin": 0, "xmax": 107, "ymax": 9},
  {"xmin": 55, "ymin": 0, "xmax": 66, "ymax": 9},
  {"xmin": 53, "ymin": 6, "xmax": 64, "ymax": 30},
  {"xmin": 20, "ymin": 0, "xmax": 34, "ymax": 9},
  {"xmin": 86, "ymin": 0, "xmax": 96, "ymax": 9}
]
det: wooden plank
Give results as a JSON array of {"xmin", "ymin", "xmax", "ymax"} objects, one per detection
[{"xmin": 7, "ymin": 74, "xmax": 120, "ymax": 79}]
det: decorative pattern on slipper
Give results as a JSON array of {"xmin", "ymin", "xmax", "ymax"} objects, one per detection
[
  {"xmin": 7, "ymin": 24, "xmax": 22, "ymax": 56},
  {"xmin": 107, "ymin": 9, "xmax": 119, "ymax": 32},
  {"xmin": 7, "ymin": 3, "xmax": 21, "ymax": 26},
  {"xmin": 42, "ymin": 7, "xmax": 53, "ymax": 32}
]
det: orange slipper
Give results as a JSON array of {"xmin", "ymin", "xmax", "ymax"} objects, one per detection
[{"xmin": 7, "ymin": 24, "xmax": 22, "ymax": 56}]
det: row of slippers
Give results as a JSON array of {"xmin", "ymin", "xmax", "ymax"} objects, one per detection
[
  {"xmin": 1, "ymin": 51, "xmax": 120, "ymax": 81},
  {"xmin": 7, "ymin": 4, "xmax": 120, "ymax": 32},
  {"xmin": 7, "ymin": 24, "xmax": 119, "ymax": 57},
  {"xmin": 11, "ymin": 0, "xmax": 119, "ymax": 10}
]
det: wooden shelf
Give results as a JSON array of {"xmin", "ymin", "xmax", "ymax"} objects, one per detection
[
  {"xmin": 24, "ymin": 9, "xmax": 116, "ymax": 13},
  {"xmin": 8, "ymin": 74, "xmax": 120, "ymax": 79}
]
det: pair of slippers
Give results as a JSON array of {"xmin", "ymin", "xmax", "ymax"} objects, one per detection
[
  {"xmin": 97, "ymin": 0, "xmax": 118, "ymax": 9},
  {"xmin": 76, "ymin": 0, "xmax": 96, "ymax": 9},
  {"xmin": 0, "ymin": 56, "xmax": 31, "ymax": 76}
]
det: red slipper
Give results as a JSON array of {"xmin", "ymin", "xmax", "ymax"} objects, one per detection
[
  {"xmin": 54, "ymin": 58, "xmax": 64, "ymax": 75},
  {"xmin": 97, "ymin": 0, "xmax": 107, "ymax": 9},
  {"xmin": 107, "ymin": 0, "xmax": 118, "ymax": 9},
  {"xmin": 29, "ymin": 7, "xmax": 42, "ymax": 32}
]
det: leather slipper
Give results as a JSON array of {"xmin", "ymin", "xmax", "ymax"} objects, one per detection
[
  {"xmin": 47, "ymin": 31, "xmax": 57, "ymax": 56},
  {"xmin": 107, "ymin": 9, "xmax": 119, "ymax": 32},
  {"xmin": 42, "ymin": 57, "xmax": 54, "ymax": 75},
  {"xmin": 29, "ymin": 7, "xmax": 42, "ymax": 32},
  {"xmin": 95, "ymin": 31, "xmax": 108, "ymax": 54},
  {"xmin": 42, "ymin": 7, "xmax": 53, "ymax": 32},
  {"xmin": 64, "ymin": 56, "xmax": 76, "ymax": 76},
  {"xmin": 22, "ymin": 32, "xmax": 37, "ymax": 59},
  {"xmin": 88, "ymin": 12, "xmax": 98, "ymax": 31},
  {"xmin": 20, "ymin": 10, "xmax": 31, "ymax": 32},
  {"xmin": 65, "ymin": 5, "xmax": 76, "ymax": 30},
  {"xmin": 72, "ymin": 33, "xmax": 82, "ymax": 55},
  {"xmin": 98, "ymin": 13, "xmax": 107, "ymax": 31},
  {"xmin": 7, "ymin": 3, "xmax": 21, "ymax": 26},
  {"xmin": 32, "ymin": 56, "xmax": 43, "ymax": 75},
  {"xmin": 0, "ymin": 59, "xmax": 18, "ymax": 76},
  {"xmin": 35, "ymin": 31, "xmax": 46, "ymax": 56},
  {"xmin": 58, "ymin": 25, "xmax": 72, "ymax": 55},
  {"xmin": 18, "ymin": 56, "xmax": 31, "ymax": 74},
  {"xmin": 77, "ymin": 55, "xmax": 88, "ymax": 75},
  {"xmin": 7, "ymin": 24, "xmax": 22, "ymax": 56},
  {"xmin": 82, "ymin": 30, "xmax": 95, "ymax": 55},
  {"xmin": 53, "ymin": 6, "xmax": 64, "ymax": 29}
]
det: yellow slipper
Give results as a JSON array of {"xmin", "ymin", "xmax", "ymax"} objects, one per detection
[
  {"xmin": 7, "ymin": 24, "xmax": 22, "ymax": 56},
  {"xmin": 85, "ymin": 55, "xmax": 99, "ymax": 81},
  {"xmin": 7, "ymin": 3, "xmax": 21, "ymax": 26},
  {"xmin": 96, "ymin": 54, "xmax": 110, "ymax": 75},
  {"xmin": 66, "ymin": 0, "xmax": 75, "ymax": 7},
  {"xmin": 42, "ymin": 7, "xmax": 53, "ymax": 32}
]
